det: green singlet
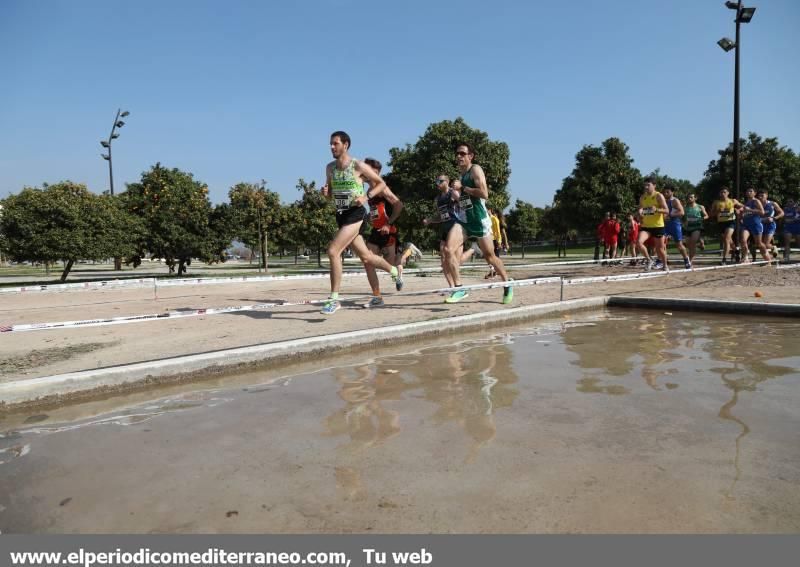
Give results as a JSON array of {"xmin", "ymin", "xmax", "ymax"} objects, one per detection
[{"xmin": 459, "ymin": 166, "xmax": 492, "ymax": 239}]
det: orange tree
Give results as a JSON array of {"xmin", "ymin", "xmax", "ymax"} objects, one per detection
[{"xmin": 123, "ymin": 164, "xmax": 215, "ymax": 275}]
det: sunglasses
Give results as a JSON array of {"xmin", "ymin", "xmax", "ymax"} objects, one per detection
[
  {"xmin": 455, "ymin": 151, "xmax": 468, "ymax": 157},
  {"xmin": 436, "ymin": 178, "xmax": 447, "ymax": 183}
]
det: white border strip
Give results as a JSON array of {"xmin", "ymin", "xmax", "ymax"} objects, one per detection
[{"xmin": 0, "ymin": 276, "xmax": 563, "ymax": 333}]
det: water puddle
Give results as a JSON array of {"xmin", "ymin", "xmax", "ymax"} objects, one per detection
[{"xmin": 1, "ymin": 310, "xmax": 798, "ymax": 533}]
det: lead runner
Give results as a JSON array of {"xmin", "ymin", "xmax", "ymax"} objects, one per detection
[{"xmin": 320, "ymin": 131, "xmax": 399, "ymax": 315}]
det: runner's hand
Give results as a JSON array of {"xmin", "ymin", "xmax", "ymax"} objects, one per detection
[
  {"xmin": 321, "ymin": 185, "xmax": 329, "ymax": 197},
  {"xmin": 379, "ymin": 225, "xmax": 390, "ymax": 235},
  {"xmin": 354, "ymin": 195, "xmax": 367, "ymax": 206}
]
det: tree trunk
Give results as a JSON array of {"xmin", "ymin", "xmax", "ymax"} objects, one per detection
[
  {"xmin": 294, "ymin": 245, "xmax": 298, "ymax": 265},
  {"xmin": 114, "ymin": 256, "xmax": 122, "ymax": 270},
  {"xmin": 178, "ymin": 259, "xmax": 186, "ymax": 276},
  {"xmin": 317, "ymin": 246, "xmax": 323, "ymax": 268},
  {"xmin": 261, "ymin": 231, "xmax": 268, "ymax": 271},
  {"xmin": 60, "ymin": 259, "xmax": 74, "ymax": 282}
]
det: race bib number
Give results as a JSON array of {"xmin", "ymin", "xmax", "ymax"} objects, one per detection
[
  {"xmin": 438, "ymin": 204, "xmax": 451, "ymax": 221},
  {"xmin": 643, "ymin": 207, "xmax": 655, "ymax": 215},
  {"xmin": 334, "ymin": 191, "xmax": 352, "ymax": 211},
  {"xmin": 719, "ymin": 211, "xmax": 734, "ymax": 221},
  {"xmin": 459, "ymin": 194, "xmax": 473, "ymax": 211}
]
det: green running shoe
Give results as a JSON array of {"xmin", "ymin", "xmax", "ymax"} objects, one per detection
[
  {"xmin": 502, "ymin": 279, "xmax": 514, "ymax": 304},
  {"xmin": 445, "ymin": 288, "xmax": 469, "ymax": 304}
]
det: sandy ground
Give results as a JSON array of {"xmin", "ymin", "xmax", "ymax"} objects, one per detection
[{"xmin": 1, "ymin": 260, "xmax": 798, "ymax": 385}]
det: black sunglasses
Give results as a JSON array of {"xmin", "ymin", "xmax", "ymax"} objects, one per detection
[{"xmin": 455, "ymin": 151, "xmax": 468, "ymax": 157}]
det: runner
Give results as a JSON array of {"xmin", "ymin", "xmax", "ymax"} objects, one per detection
[
  {"xmin": 361, "ymin": 158, "xmax": 404, "ymax": 308},
  {"xmin": 636, "ymin": 176, "xmax": 669, "ymax": 271},
  {"xmin": 399, "ymin": 242, "xmax": 424, "ymax": 266},
  {"xmin": 624, "ymin": 213, "xmax": 640, "ymax": 264},
  {"xmin": 662, "ymin": 186, "xmax": 692, "ymax": 269},
  {"xmin": 739, "ymin": 187, "xmax": 771, "ymax": 264},
  {"xmin": 782, "ymin": 197, "xmax": 800, "ymax": 262},
  {"xmin": 320, "ymin": 131, "xmax": 399, "ymax": 315},
  {"xmin": 757, "ymin": 189, "xmax": 783, "ymax": 259},
  {"xmin": 709, "ymin": 187, "xmax": 742, "ymax": 265},
  {"xmin": 422, "ymin": 174, "xmax": 471, "ymax": 290},
  {"xmin": 684, "ymin": 193, "xmax": 709, "ymax": 263},
  {"xmin": 450, "ymin": 142, "xmax": 513, "ymax": 304},
  {"xmin": 485, "ymin": 208, "xmax": 503, "ymax": 278}
]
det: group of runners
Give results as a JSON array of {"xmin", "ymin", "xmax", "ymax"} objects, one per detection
[
  {"xmin": 598, "ymin": 177, "xmax": 799, "ymax": 271},
  {"xmin": 319, "ymin": 131, "xmax": 513, "ymax": 315}
]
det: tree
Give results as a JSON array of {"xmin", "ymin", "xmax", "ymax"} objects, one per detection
[
  {"xmin": 384, "ymin": 117, "xmax": 512, "ymax": 242},
  {"xmin": 228, "ymin": 181, "xmax": 283, "ymax": 270},
  {"xmin": 549, "ymin": 137, "xmax": 642, "ymax": 236},
  {"xmin": 0, "ymin": 182, "xmax": 140, "ymax": 281},
  {"xmin": 201, "ymin": 203, "xmax": 238, "ymax": 265},
  {"xmin": 697, "ymin": 133, "xmax": 800, "ymax": 205},
  {"xmin": 291, "ymin": 178, "xmax": 336, "ymax": 267},
  {"xmin": 505, "ymin": 200, "xmax": 543, "ymax": 258},
  {"xmin": 646, "ymin": 169, "xmax": 695, "ymax": 199},
  {"xmin": 124, "ymin": 164, "xmax": 213, "ymax": 276}
]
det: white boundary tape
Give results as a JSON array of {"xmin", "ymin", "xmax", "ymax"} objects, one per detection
[
  {"xmin": 1, "ymin": 276, "xmax": 562, "ymax": 333},
  {"xmin": 563, "ymin": 260, "xmax": 769, "ymax": 285}
]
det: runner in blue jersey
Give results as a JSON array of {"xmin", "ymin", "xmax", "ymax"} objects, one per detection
[
  {"xmin": 662, "ymin": 186, "xmax": 692, "ymax": 269},
  {"xmin": 739, "ymin": 187, "xmax": 771, "ymax": 264},
  {"xmin": 422, "ymin": 174, "xmax": 473, "ymax": 289},
  {"xmin": 757, "ymin": 189, "xmax": 784, "ymax": 259},
  {"xmin": 781, "ymin": 197, "xmax": 800, "ymax": 262}
]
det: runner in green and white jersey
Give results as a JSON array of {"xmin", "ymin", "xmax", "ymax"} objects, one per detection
[
  {"xmin": 320, "ymin": 131, "xmax": 398, "ymax": 315},
  {"xmin": 449, "ymin": 142, "xmax": 513, "ymax": 305}
]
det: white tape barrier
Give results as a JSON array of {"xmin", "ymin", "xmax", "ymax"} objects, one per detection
[
  {"xmin": 563, "ymin": 260, "xmax": 770, "ymax": 285},
  {"xmin": 0, "ymin": 278, "xmax": 158, "ymax": 295},
  {"xmin": 0, "ymin": 276, "xmax": 562, "ymax": 333}
]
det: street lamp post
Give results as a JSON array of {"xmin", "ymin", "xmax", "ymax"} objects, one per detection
[
  {"xmin": 718, "ymin": 0, "xmax": 756, "ymax": 202},
  {"xmin": 718, "ymin": 1, "xmax": 755, "ymax": 263},
  {"xmin": 100, "ymin": 109, "xmax": 130, "ymax": 269},
  {"xmin": 100, "ymin": 109, "xmax": 130, "ymax": 196}
]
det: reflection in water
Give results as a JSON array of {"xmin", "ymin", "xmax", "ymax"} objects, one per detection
[
  {"xmin": 705, "ymin": 322, "xmax": 797, "ymax": 498},
  {"xmin": 563, "ymin": 312, "xmax": 799, "ymax": 497},
  {"xmin": 325, "ymin": 336, "xmax": 519, "ymax": 498}
]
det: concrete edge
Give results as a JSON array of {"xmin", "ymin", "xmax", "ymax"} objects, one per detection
[
  {"xmin": 0, "ymin": 296, "xmax": 610, "ymax": 410},
  {"xmin": 608, "ymin": 296, "xmax": 800, "ymax": 317}
]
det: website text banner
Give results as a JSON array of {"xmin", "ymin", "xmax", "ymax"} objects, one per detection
[{"xmin": 2, "ymin": 535, "xmax": 799, "ymax": 567}]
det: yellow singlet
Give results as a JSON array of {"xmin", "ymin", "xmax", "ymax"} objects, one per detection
[
  {"xmin": 715, "ymin": 199, "xmax": 735, "ymax": 222},
  {"xmin": 641, "ymin": 192, "xmax": 664, "ymax": 229}
]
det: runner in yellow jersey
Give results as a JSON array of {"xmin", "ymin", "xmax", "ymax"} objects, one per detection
[
  {"xmin": 709, "ymin": 187, "xmax": 742, "ymax": 265},
  {"xmin": 636, "ymin": 176, "xmax": 670, "ymax": 271},
  {"xmin": 320, "ymin": 131, "xmax": 399, "ymax": 315}
]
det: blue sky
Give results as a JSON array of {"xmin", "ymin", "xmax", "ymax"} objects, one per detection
[{"xmin": 1, "ymin": 0, "xmax": 798, "ymax": 209}]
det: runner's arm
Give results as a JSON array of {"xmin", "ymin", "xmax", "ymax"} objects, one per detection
[
  {"xmin": 701, "ymin": 205, "xmax": 709, "ymax": 220},
  {"xmin": 655, "ymin": 194, "xmax": 669, "ymax": 215},
  {"xmin": 381, "ymin": 187, "xmax": 404, "ymax": 226},
  {"xmin": 322, "ymin": 164, "xmax": 333, "ymax": 199},
  {"xmin": 772, "ymin": 202, "xmax": 784, "ymax": 221},
  {"xmin": 671, "ymin": 198, "xmax": 685, "ymax": 217}
]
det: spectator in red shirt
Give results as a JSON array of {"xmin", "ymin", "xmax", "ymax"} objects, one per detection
[{"xmin": 603, "ymin": 213, "xmax": 621, "ymax": 259}]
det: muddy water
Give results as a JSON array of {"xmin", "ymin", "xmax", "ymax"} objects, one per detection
[{"xmin": 1, "ymin": 310, "xmax": 799, "ymax": 533}]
